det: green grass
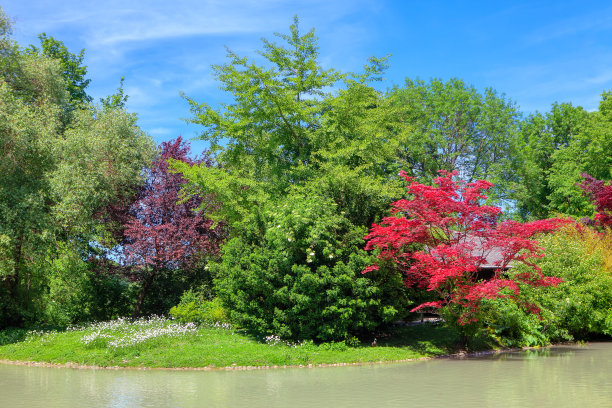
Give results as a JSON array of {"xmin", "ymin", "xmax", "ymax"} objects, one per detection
[{"xmin": 0, "ymin": 317, "xmax": 461, "ymax": 368}]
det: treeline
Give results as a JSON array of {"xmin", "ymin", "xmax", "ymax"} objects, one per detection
[{"xmin": 1, "ymin": 11, "xmax": 610, "ymax": 346}]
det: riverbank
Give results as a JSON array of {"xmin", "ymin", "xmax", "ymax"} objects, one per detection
[
  {"xmin": 0, "ymin": 317, "xmax": 463, "ymax": 369},
  {"xmin": 0, "ymin": 344, "xmax": 551, "ymax": 371}
]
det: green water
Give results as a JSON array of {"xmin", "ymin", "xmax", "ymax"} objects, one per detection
[{"xmin": 1, "ymin": 343, "xmax": 610, "ymax": 407}]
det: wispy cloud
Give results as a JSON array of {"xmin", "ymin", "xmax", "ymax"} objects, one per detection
[
  {"xmin": 483, "ymin": 55, "xmax": 612, "ymax": 113},
  {"xmin": 523, "ymin": 6, "xmax": 612, "ymax": 45},
  {"xmin": 3, "ymin": 0, "xmax": 373, "ymax": 148},
  {"xmin": 5, "ymin": 0, "xmax": 610, "ymax": 151},
  {"xmin": 8, "ymin": 0, "xmax": 366, "ymax": 47}
]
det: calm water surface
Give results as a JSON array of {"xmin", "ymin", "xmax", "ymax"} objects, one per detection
[{"xmin": 1, "ymin": 342, "xmax": 610, "ymax": 408}]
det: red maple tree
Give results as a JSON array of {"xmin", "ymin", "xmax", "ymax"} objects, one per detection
[
  {"xmin": 123, "ymin": 137, "xmax": 224, "ymax": 317},
  {"xmin": 363, "ymin": 171, "xmax": 567, "ymax": 324},
  {"xmin": 578, "ymin": 173, "xmax": 612, "ymax": 229}
]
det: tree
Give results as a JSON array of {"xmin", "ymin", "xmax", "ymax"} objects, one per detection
[
  {"xmin": 362, "ymin": 171, "xmax": 567, "ymax": 325},
  {"xmin": 121, "ymin": 137, "xmax": 224, "ymax": 317},
  {"xmin": 178, "ymin": 17, "xmax": 405, "ymax": 229},
  {"xmin": 0, "ymin": 7, "xmax": 154, "ymax": 325},
  {"xmin": 0, "ymin": 54, "xmax": 62, "ymax": 324},
  {"xmin": 387, "ymin": 78, "xmax": 519, "ymax": 184},
  {"xmin": 28, "ymin": 33, "xmax": 92, "ymax": 107},
  {"xmin": 213, "ymin": 190, "xmax": 405, "ymax": 341},
  {"xmin": 183, "ymin": 16, "xmax": 341, "ymax": 194},
  {"xmin": 500, "ymin": 102, "xmax": 589, "ymax": 219},
  {"xmin": 174, "ymin": 19, "xmax": 415, "ymax": 341},
  {"xmin": 546, "ymin": 92, "xmax": 612, "ymax": 218},
  {"xmin": 578, "ymin": 173, "xmax": 612, "ymax": 228},
  {"xmin": 49, "ymin": 106, "xmax": 154, "ymax": 233}
]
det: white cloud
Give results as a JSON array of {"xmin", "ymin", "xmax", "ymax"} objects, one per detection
[
  {"xmin": 7, "ymin": 0, "xmax": 366, "ymax": 47},
  {"xmin": 585, "ymin": 70, "xmax": 612, "ymax": 86},
  {"xmin": 148, "ymin": 127, "xmax": 174, "ymax": 137}
]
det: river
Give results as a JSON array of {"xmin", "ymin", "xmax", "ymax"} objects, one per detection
[{"xmin": 1, "ymin": 342, "xmax": 610, "ymax": 407}]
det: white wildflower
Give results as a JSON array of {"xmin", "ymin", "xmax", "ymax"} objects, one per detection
[{"xmin": 78, "ymin": 316, "xmax": 199, "ymax": 349}]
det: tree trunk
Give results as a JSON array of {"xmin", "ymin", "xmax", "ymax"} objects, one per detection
[
  {"xmin": 8, "ymin": 226, "xmax": 25, "ymax": 298},
  {"xmin": 131, "ymin": 268, "xmax": 156, "ymax": 318}
]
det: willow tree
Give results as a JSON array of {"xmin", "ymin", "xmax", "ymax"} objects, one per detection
[{"xmin": 0, "ymin": 8, "xmax": 154, "ymax": 325}]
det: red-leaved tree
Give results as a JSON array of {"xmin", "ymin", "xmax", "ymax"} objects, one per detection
[
  {"xmin": 578, "ymin": 173, "xmax": 612, "ymax": 229},
  {"xmin": 123, "ymin": 137, "xmax": 224, "ymax": 317},
  {"xmin": 363, "ymin": 171, "xmax": 568, "ymax": 324}
]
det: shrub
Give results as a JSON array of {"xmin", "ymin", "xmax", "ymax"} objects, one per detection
[
  {"xmin": 169, "ymin": 291, "xmax": 229, "ymax": 324},
  {"xmin": 213, "ymin": 192, "xmax": 407, "ymax": 342},
  {"xmin": 488, "ymin": 226, "xmax": 612, "ymax": 343},
  {"xmin": 30, "ymin": 243, "xmax": 133, "ymax": 326},
  {"xmin": 477, "ymin": 297, "xmax": 564, "ymax": 347},
  {"xmin": 362, "ymin": 171, "xmax": 567, "ymax": 326}
]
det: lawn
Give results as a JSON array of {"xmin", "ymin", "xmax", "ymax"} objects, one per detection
[{"xmin": 0, "ymin": 317, "xmax": 460, "ymax": 368}]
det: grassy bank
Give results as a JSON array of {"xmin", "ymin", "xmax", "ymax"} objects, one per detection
[{"xmin": 0, "ymin": 317, "xmax": 460, "ymax": 368}]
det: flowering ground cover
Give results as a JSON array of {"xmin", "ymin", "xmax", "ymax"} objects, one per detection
[{"xmin": 0, "ymin": 318, "xmax": 459, "ymax": 368}]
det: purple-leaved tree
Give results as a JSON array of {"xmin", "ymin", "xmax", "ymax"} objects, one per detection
[
  {"xmin": 578, "ymin": 173, "xmax": 612, "ymax": 229},
  {"xmin": 122, "ymin": 137, "xmax": 224, "ymax": 317}
]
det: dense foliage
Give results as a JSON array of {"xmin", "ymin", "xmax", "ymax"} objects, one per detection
[
  {"xmin": 478, "ymin": 227, "xmax": 612, "ymax": 346},
  {"xmin": 1, "ymin": 9, "xmax": 610, "ymax": 349},
  {"xmin": 501, "ymin": 95, "xmax": 612, "ymax": 220},
  {"xmin": 388, "ymin": 78, "xmax": 519, "ymax": 183},
  {"xmin": 211, "ymin": 192, "xmax": 406, "ymax": 341},
  {"xmin": 0, "ymin": 10, "xmax": 154, "ymax": 327},
  {"xmin": 118, "ymin": 137, "xmax": 224, "ymax": 317},
  {"xmin": 363, "ymin": 171, "xmax": 567, "ymax": 326},
  {"xmin": 578, "ymin": 173, "xmax": 612, "ymax": 228}
]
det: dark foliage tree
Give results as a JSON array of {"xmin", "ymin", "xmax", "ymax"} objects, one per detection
[
  {"xmin": 121, "ymin": 137, "xmax": 224, "ymax": 317},
  {"xmin": 578, "ymin": 173, "xmax": 612, "ymax": 229}
]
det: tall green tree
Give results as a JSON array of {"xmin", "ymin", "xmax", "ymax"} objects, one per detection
[
  {"xmin": 0, "ymin": 27, "xmax": 67, "ymax": 324},
  {"xmin": 28, "ymin": 33, "xmax": 92, "ymax": 107},
  {"xmin": 547, "ymin": 93, "xmax": 612, "ymax": 218},
  {"xmin": 500, "ymin": 102, "xmax": 588, "ymax": 219},
  {"xmin": 183, "ymin": 16, "xmax": 341, "ymax": 196},
  {"xmin": 0, "ymin": 8, "xmax": 154, "ymax": 326},
  {"xmin": 499, "ymin": 95, "xmax": 610, "ymax": 220},
  {"xmin": 387, "ymin": 78, "xmax": 520, "ymax": 184},
  {"xmin": 177, "ymin": 17, "xmax": 408, "ymax": 340},
  {"xmin": 179, "ymin": 17, "xmax": 409, "ymax": 228}
]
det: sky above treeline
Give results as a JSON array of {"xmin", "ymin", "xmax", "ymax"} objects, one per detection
[{"xmin": 4, "ymin": 0, "xmax": 612, "ymax": 154}]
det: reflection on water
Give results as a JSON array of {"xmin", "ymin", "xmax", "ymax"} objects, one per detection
[{"xmin": 1, "ymin": 343, "xmax": 610, "ymax": 408}]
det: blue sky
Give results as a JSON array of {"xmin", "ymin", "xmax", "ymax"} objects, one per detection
[{"xmin": 4, "ymin": 1, "xmax": 612, "ymax": 154}]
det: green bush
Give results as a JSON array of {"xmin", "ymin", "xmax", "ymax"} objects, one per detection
[
  {"xmin": 526, "ymin": 228, "xmax": 612, "ymax": 340},
  {"xmin": 40, "ymin": 242, "xmax": 96, "ymax": 326},
  {"xmin": 33, "ymin": 244, "xmax": 133, "ymax": 326},
  {"xmin": 0, "ymin": 328, "xmax": 28, "ymax": 346},
  {"xmin": 478, "ymin": 297, "xmax": 563, "ymax": 347},
  {"xmin": 480, "ymin": 227, "xmax": 612, "ymax": 345},
  {"xmin": 169, "ymin": 291, "xmax": 229, "ymax": 324},
  {"xmin": 213, "ymin": 192, "xmax": 407, "ymax": 342}
]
